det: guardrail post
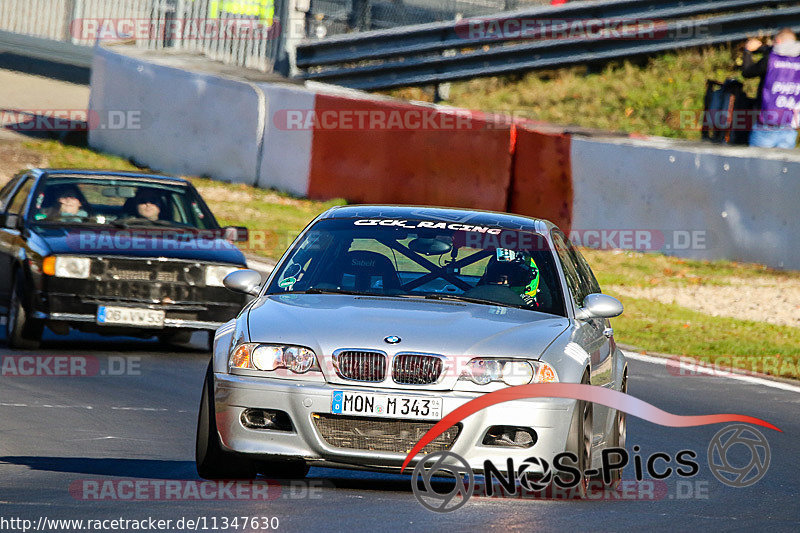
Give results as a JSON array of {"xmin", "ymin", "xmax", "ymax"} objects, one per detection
[
  {"xmin": 63, "ymin": 0, "xmax": 77, "ymax": 43},
  {"xmin": 275, "ymin": 0, "xmax": 307, "ymax": 76}
]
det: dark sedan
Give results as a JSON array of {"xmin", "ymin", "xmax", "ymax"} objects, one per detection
[{"xmin": 0, "ymin": 169, "xmax": 250, "ymax": 349}]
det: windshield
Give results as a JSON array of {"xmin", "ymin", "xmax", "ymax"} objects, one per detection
[
  {"xmin": 28, "ymin": 176, "xmax": 218, "ymax": 229},
  {"xmin": 265, "ymin": 217, "xmax": 566, "ymax": 316}
]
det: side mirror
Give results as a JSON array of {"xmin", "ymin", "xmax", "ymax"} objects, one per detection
[
  {"xmin": 223, "ymin": 269, "xmax": 262, "ymax": 296},
  {"xmin": 4, "ymin": 213, "xmax": 19, "ymax": 230},
  {"xmin": 577, "ymin": 293, "xmax": 623, "ymax": 319},
  {"xmin": 223, "ymin": 226, "xmax": 249, "ymax": 243}
]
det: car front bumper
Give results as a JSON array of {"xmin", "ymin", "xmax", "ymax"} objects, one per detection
[{"xmin": 214, "ymin": 372, "xmax": 577, "ymax": 473}]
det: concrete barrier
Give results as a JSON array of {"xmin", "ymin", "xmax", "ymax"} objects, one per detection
[
  {"xmin": 89, "ymin": 46, "xmax": 263, "ymax": 185},
  {"xmin": 571, "ymin": 136, "xmax": 800, "ymax": 269},
  {"xmin": 256, "ymin": 83, "xmax": 316, "ymax": 196},
  {"xmin": 305, "ymin": 93, "xmax": 513, "ymax": 211},
  {"xmin": 509, "ymin": 123, "xmax": 573, "ymax": 232}
]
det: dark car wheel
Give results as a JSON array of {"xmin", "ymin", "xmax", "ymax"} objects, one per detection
[
  {"xmin": 7, "ymin": 272, "xmax": 43, "ymax": 350},
  {"xmin": 158, "ymin": 329, "xmax": 193, "ymax": 346},
  {"xmin": 196, "ymin": 362, "xmax": 257, "ymax": 479}
]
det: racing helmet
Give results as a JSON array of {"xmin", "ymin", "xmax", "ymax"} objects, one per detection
[{"xmin": 482, "ymin": 248, "xmax": 540, "ymax": 300}]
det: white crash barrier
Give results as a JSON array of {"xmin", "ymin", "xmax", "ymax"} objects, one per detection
[
  {"xmin": 571, "ymin": 136, "xmax": 800, "ymax": 270},
  {"xmin": 89, "ymin": 46, "xmax": 263, "ymax": 185},
  {"xmin": 255, "ymin": 82, "xmax": 316, "ymax": 196}
]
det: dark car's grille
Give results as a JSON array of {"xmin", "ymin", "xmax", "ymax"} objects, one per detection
[
  {"xmin": 96, "ymin": 258, "xmax": 203, "ymax": 284},
  {"xmin": 392, "ymin": 353, "xmax": 444, "ymax": 385},
  {"xmin": 92, "ymin": 280, "xmax": 195, "ymax": 302},
  {"xmin": 83, "ymin": 257, "xmax": 206, "ymax": 304},
  {"xmin": 312, "ymin": 414, "xmax": 460, "ymax": 453},
  {"xmin": 334, "ymin": 351, "xmax": 386, "ymax": 382}
]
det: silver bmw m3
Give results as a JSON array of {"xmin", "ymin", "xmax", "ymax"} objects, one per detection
[{"xmin": 196, "ymin": 205, "xmax": 627, "ymax": 491}]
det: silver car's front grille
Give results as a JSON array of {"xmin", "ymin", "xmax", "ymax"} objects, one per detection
[
  {"xmin": 392, "ymin": 353, "xmax": 444, "ymax": 385},
  {"xmin": 312, "ymin": 414, "xmax": 461, "ymax": 453},
  {"xmin": 334, "ymin": 350, "xmax": 386, "ymax": 382}
]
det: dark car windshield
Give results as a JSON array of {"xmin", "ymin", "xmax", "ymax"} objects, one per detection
[
  {"xmin": 28, "ymin": 176, "xmax": 218, "ymax": 229},
  {"xmin": 265, "ymin": 217, "xmax": 566, "ymax": 316}
]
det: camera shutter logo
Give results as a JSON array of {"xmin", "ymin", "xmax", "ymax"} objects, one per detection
[
  {"xmin": 707, "ymin": 424, "xmax": 770, "ymax": 488},
  {"xmin": 411, "ymin": 451, "xmax": 474, "ymax": 512}
]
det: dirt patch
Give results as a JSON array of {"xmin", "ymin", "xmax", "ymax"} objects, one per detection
[
  {"xmin": 0, "ymin": 140, "xmax": 48, "ymax": 185},
  {"xmin": 609, "ymin": 276, "xmax": 800, "ymax": 328}
]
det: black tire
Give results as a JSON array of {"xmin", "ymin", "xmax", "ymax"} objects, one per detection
[
  {"xmin": 256, "ymin": 459, "xmax": 309, "ymax": 480},
  {"xmin": 195, "ymin": 362, "xmax": 257, "ymax": 479},
  {"xmin": 566, "ymin": 373, "xmax": 593, "ymax": 499},
  {"xmin": 7, "ymin": 272, "xmax": 43, "ymax": 350},
  {"xmin": 158, "ymin": 329, "xmax": 193, "ymax": 346},
  {"xmin": 607, "ymin": 372, "xmax": 628, "ymax": 488}
]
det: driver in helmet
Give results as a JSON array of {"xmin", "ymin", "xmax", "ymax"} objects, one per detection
[{"xmin": 482, "ymin": 248, "xmax": 540, "ymax": 306}]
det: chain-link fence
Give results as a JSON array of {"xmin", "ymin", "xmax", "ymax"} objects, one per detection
[
  {"xmin": 305, "ymin": 0, "xmax": 553, "ymax": 39},
  {"xmin": 0, "ymin": 0, "xmax": 151, "ymax": 44}
]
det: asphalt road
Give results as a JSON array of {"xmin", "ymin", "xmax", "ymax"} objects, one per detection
[{"xmin": 0, "ymin": 328, "xmax": 798, "ymax": 533}]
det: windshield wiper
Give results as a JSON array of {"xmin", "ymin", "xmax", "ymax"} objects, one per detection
[
  {"xmin": 423, "ymin": 293, "xmax": 525, "ymax": 309},
  {"xmin": 112, "ymin": 218, "xmax": 187, "ymax": 229},
  {"xmin": 288, "ymin": 288, "xmax": 377, "ymax": 297}
]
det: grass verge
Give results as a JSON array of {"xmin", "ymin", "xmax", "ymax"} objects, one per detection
[{"xmin": 388, "ymin": 45, "xmax": 761, "ymax": 141}]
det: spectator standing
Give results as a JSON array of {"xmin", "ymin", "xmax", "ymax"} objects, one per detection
[{"xmin": 743, "ymin": 28, "xmax": 800, "ymax": 149}]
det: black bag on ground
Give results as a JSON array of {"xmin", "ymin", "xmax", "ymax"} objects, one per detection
[{"xmin": 702, "ymin": 79, "xmax": 755, "ymax": 145}]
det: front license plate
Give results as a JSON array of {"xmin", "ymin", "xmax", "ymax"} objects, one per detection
[
  {"xmin": 97, "ymin": 306, "xmax": 165, "ymax": 328},
  {"xmin": 331, "ymin": 391, "xmax": 442, "ymax": 420}
]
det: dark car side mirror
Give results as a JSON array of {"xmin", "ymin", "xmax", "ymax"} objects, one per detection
[{"xmin": 224, "ymin": 226, "xmax": 249, "ymax": 243}]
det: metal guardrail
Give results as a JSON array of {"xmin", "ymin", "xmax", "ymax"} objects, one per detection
[
  {"xmin": 295, "ymin": 0, "xmax": 800, "ymax": 90},
  {"xmin": 0, "ymin": 29, "xmax": 94, "ymax": 67}
]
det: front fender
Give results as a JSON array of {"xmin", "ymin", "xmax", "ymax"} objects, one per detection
[
  {"xmin": 538, "ymin": 324, "xmax": 590, "ymax": 384},
  {"xmin": 212, "ymin": 319, "xmax": 237, "ymax": 374}
]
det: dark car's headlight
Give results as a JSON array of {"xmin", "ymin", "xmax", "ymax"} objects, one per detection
[
  {"xmin": 230, "ymin": 343, "xmax": 320, "ymax": 374},
  {"xmin": 206, "ymin": 265, "xmax": 242, "ymax": 287},
  {"xmin": 42, "ymin": 256, "xmax": 91, "ymax": 279},
  {"xmin": 460, "ymin": 358, "xmax": 559, "ymax": 386}
]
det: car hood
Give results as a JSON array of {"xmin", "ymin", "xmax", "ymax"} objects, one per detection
[
  {"xmin": 31, "ymin": 225, "xmax": 246, "ymax": 264},
  {"xmin": 246, "ymin": 294, "xmax": 569, "ymax": 388}
]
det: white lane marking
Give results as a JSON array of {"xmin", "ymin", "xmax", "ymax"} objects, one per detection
[
  {"xmin": 0, "ymin": 402, "xmax": 93, "ymax": 409},
  {"xmin": 0, "ymin": 403, "xmax": 188, "ymax": 412},
  {"xmin": 625, "ymin": 351, "xmax": 800, "ymax": 394},
  {"xmin": 111, "ymin": 406, "xmax": 168, "ymax": 412}
]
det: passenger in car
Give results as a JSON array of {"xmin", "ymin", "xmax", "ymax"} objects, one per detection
[
  {"xmin": 124, "ymin": 190, "xmax": 165, "ymax": 221},
  {"xmin": 36, "ymin": 185, "xmax": 88, "ymax": 220}
]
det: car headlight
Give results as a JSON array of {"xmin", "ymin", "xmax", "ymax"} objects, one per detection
[
  {"xmin": 460, "ymin": 358, "xmax": 558, "ymax": 386},
  {"xmin": 230, "ymin": 343, "xmax": 320, "ymax": 374},
  {"xmin": 205, "ymin": 265, "xmax": 241, "ymax": 287},
  {"xmin": 42, "ymin": 256, "xmax": 91, "ymax": 279}
]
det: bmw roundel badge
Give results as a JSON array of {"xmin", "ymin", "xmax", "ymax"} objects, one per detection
[{"xmin": 384, "ymin": 335, "xmax": 401, "ymax": 344}]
